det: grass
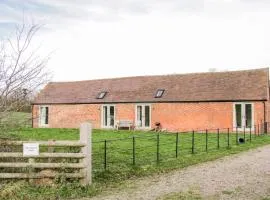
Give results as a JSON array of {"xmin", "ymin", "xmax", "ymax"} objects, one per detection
[
  {"xmin": 8, "ymin": 128, "xmax": 266, "ymax": 173},
  {"xmin": 1, "ymin": 127, "xmax": 270, "ymax": 199},
  {"xmin": 0, "ymin": 112, "xmax": 31, "ymax": 139}
]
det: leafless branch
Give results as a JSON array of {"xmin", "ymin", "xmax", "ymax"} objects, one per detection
[{"xmin": 0, "ymin": 20, "xmax": 52, "ymax": 126}]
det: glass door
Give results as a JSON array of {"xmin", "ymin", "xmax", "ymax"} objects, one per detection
[
  {"xmin": 102, "ymin": 105, "xmax": 115, "ymax": 128},
  {"xmin": 234, "ymin": 103, "xmax": 253, "ymax": 130},
  {"xmin": 136, "ymin": 105, "xmax": 150, "ymax": 129},
  {"xmin": 40, "ymin": 106, "xmax": 49, "ymax": 126}
]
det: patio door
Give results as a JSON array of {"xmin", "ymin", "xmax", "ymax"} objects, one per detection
[
  {"xmin": 136, "ymin": 105, "xmax": 151, "ymax": 129},
  {"xmin": 234, "ymin": 103, "xmax": 253, "ymax": 130},
  {"xmin": 102, "ymin": 105, "xmax": 115, "ymax": 128}
]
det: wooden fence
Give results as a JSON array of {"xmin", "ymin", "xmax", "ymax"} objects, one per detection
[{"xmin": 0, "ymin": 122, "xmax": 92, "ymax": 185}]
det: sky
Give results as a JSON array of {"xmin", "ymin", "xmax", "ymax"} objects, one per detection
[{"xmin": 1, "ymin": 0, "xmax": 270, "ymax": 82}]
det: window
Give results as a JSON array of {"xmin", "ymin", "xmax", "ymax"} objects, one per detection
[
  {"xmin": 97, "ymin": 91, "xmax": 107, "ymax": 99},
  {"xmin": 155, "ymin": 89, "xmax": 165, "ymax": 98},
  {"xmin": 233, "ymin": 103, "xmax": 253, "ymax": 130},
  {"xmin": 136, "ymin": 105, "xmax": 151, "ymax": 128},
  {"xmin": 40, "ymin": 106, "xmax": 49, "ymax": 126},
  {"xmin": 102, "ymin": 105, "xmax": 115, "ymax": 128}
]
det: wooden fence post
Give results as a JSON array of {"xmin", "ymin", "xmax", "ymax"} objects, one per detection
[
  {"xmin": 28, "ymin": 158, "xmax": 35, "ymax": 183},
  {"xmin": 48, "ymin": 140, "xmax": 55, "ymax": 163},
  {"xmin": 80, "ymin": 122, "xmax": 92, "ymax": 185}
]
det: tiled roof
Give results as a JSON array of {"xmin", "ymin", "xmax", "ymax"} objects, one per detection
[{"xmin": 33, "ymin": 68, "xmax": 269, "ymax": 104}]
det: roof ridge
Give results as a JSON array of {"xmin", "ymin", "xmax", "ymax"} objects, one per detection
[
  {"xmin": 49, "ymin": 67, "xmax": 269, "ymax": 84},
  {"xmin": 34, "ymin": 67, "xmax": 269, "ymax": 104}
]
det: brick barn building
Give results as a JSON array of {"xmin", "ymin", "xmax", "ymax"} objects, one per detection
[{"xmin": 32, "ymin": 68, "xmax": 270, "ymax": 132}]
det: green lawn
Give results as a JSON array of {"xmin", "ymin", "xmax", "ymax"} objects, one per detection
[
  {"xmin": 4, "ymin": 128, "xmax": 270, "ymax": 177},
  {"xmin": 1, "ymin": 127, "xmax": 270, "ymax": 200}
]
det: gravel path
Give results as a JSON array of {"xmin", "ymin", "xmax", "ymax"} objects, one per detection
[{"xmin": 86, "ymin": 145, "xmax": 270, "ymax": 200}]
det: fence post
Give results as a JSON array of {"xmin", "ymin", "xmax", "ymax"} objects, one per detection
[
  {"xmin": 254, "ymin": 125, "xmax": 257, "ymax": 138},
  {"xmin": 227, "ymin": 128, "xmax": 230, "ymax": 148},
  {"xmin": 264, "ymin": 122, "xmax": 267, "ymax": 134},
  {"xmin": 176, "ymin": 133, "xmax": 179, "ymax": 158},
  {"xmin": 236, "ymin": 127, "xmax": 238, "ymax": 145},
  {"xmin": 266, "ymin": 122, "xmax": 268, "ymax": 135},
  {"xmin": 48, "ymin": 140, "xmax": 55, "ymax": 163},
  {"xmin": 132, "ymin": 136, "xmax": 136, "ymax": 165},
  {"xmin": 249, "ymin": 126, "xmax": 252, "ymax": 143},
  {"xmin": 104, "ymin": 140, "xmax": 107, "ymax": 170},
  {"xmin": 192, "ymin": 130, "xmax": 195, "ymax": 154},
  {"xmin": 205, "ymin": 129, "xmax": 208, "ymax": 152},
  {"xmin": 28, "ymin": 158, "xmax": 35, "ymax": 184},
  {"xmin": 80, "ymin": 122, "xmax": 92, "ymax": 185},
  {"xmin": 217, "ymin": 128, "xmax": 220, "ymax": 149},
  {"xmin": 157, "ymin": 133, "xmax": 160, "ymax": 163},
  {"xmin": 244, "ymin": 126, "xmax": 246, "ymax": 141}
]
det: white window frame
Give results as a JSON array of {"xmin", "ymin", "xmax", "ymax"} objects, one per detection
[
  {"xmin": 155, "ymin": 89, "xmax": 165, "ymax": 98},
  {"xmin": 39, "ymin": 105, "xmax": 49, "ymax": 127},
  {"xmin": 135, "ymin": 104, "xmax": 151, "ymax": 129},
  {"xmin": 233, "ymin": 102, "xmax": 254, "ymax": 131},
  {"xmin": 97, "ymin": 91, "xmax": 107, "ymax": 99},
  {"xmin": 101, "ymin": 104, "xmax": 116, "ymax": 128}
]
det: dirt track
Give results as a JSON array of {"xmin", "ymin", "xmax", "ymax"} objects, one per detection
[{"xmin": 85, "ymin": 145, "xmax": 270, "ymax": 200}]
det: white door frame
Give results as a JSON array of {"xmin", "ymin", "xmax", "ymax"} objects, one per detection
[
  {"xmin": 101, "ymin": 104, "xmax": 116, "ymax": 128},
  {"xmin": 233, "ymin": 102, "xmax": 254, "ymax": 131},
  {"xmin": 39, "ymin": 105, "xmax": 49, "ymax": 127},
  {"xmin": 135, "ymin": 104, "xmax": 151, "ymax": 129}
]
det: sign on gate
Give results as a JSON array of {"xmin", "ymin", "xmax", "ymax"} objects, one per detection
[{"xmin": 23, "ymin": 143, "xmax": 39, "ymax": 156}]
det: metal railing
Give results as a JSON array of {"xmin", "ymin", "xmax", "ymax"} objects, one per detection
[{"xmin": 92, "ymin": 122, "xmax": 269, "ymax": 171}]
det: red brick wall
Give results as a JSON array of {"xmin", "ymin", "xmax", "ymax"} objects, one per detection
[
  {"xmin": 115, "ymin": 104, "xmax": 135, "ymax": 122},
  {"xmin": 33, "ymin": 102, "xmax": 265, "ymax": 131},
  {"xmin": 33, "ymin": 104, "xmax": 100, "ymax": 129},
  {"xmin": 266, "ymin": 101, "xmax": 270, "ymax": 123},
  {"xmin": 152, "ymin": 102, "xmax": 232, "ymax": 131},
  {"xmin": 32, "ymin": 105, "xmax": 38, "ymax": 127},
  {"xmin": 152, "ymin": 102, "xmax": 265, "ymax": 132},
  {"xmin": 254, "ymin": 102, "xmax": 265, "ymax": 126}
]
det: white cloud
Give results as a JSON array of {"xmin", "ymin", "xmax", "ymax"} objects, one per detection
[{"xmin": 1, "ymin": 0, "xmax": 270, "ymax": 81}]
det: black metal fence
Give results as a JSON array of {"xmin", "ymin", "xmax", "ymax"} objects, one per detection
[{"xmin": 92, "ymin": 122, "xmax": 269, "ymax": 172}]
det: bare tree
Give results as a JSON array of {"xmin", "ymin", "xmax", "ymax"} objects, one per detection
[{"xmin": 0, "ymin": 21, "xmax": 52, "ymax": 129}]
